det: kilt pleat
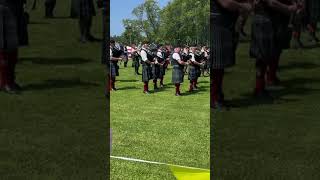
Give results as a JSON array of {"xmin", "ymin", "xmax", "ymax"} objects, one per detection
[
  {"xmin": 152, "ymin": 64, "xmax": 165, "ymax": 79},
  {"xmin": 211, "ymin": 23, "xmax": 237, "ymax": 69},
  {"xmin": 0, "ymin": 5, "xmax": 18, "ymax": 50},
  {"xmin": 172, "ymin": 66, "xmax": 184, "ymax": 84},
  {"xmin": 307, "ymin": 0, "xmax": 320, "ymax": 22},
  {"xmin": 188, "ymin": 66, "xmax": 199, "ymax": 80},
  {"xmin": 250, "ymin": 15, "xmax": 281, "ymax": 61},
  {"xmin": 142, "ymin": 64, "xmax": 152, "ymax": 82},
  {"xmin": 110, "ymin": 62, "xmax": 118, "ymax": 78}
]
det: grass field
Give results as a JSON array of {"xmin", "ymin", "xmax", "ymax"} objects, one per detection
[
  {"xmin": 212, "ymin": 31, "xmax": 320, "ymax": 179},
  {"xmin": 0, "ymin": 1, "xmax": 108, "ymax": 179},
  {"xmin": 110, "ymin": 63, "xmax": 210, "ymax": 179}
]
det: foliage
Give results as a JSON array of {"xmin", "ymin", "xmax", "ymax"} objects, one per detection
[{"xmin": 118, "ymin": 0, "xmax": 210, "ymax": 45}]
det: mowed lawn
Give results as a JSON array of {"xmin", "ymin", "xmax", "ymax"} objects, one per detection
[
  {"xmin": 110, "ymin": 63, "xmax": 210, "ymax": 179},
  {"xmin": 213, "ymin": 32, "xmax": 320, "ymax": 179},
  {"xmin": 0, "ymin": 1, "xmax": 107, "ymax": 179}
]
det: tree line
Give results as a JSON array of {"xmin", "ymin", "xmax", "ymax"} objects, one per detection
[{"xmin": 111, "ymin": 0, "xmax": 210, "ymax": 46}]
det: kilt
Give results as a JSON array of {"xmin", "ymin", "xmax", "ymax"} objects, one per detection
[
  {"xmin": 188, "ymin": 65, "xmax": 199, "ymax": 81},
  {"xmin": 110, "ymin": 62, "xmax": 119, "ymax": 78},
  {"xmin": 306, "ymin": 0, "xmax": 320, "ymax": 22},
  {"xmin": 18, "ymin": 11, "xmax": 28, "ymax": 46},
  {"xmin": 211, "ymin": 22, "xmax": 238, "ymax": 69},
  {"xmin": 152, "ymin": 64, "xmax": 164, "ymax": 79},
  {"xmin": 71, "ymin": 0, "xmax": 96, "ymax": 18},
  {"xmin": 79, "ymin": 0, "xmax": 96, "ymax": 17},
  {"xmin": 0, "ymin": 5, "xmax": 19, "ymax": 50},
  {"xmin": 172, "ymin": 66, "xmax": 184, "ymax": 84},
  {"xmin": 142, "ymin": 64, "xmax": 152, "ymax": 82},
  {"xmin": 250, "ymin": 15, "xmax": 289, "ymax": 61},
  {"xmin": 70, "ymin": 0, "xmax": 78, "ymax": 18}
]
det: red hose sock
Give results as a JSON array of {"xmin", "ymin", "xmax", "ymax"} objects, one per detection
[
  {"xmin": 267, "ymin": 57, "xmax": 279, "ymax": 83},
  {"xmin": 211, "ymin": 69, "xmax": 224, "ymax": 104},
  {"xmin": 255, "ymin": 60, "xmax": 267, "ymax": 93},
  {"xmin": 160, "ymin": 77, "xmax": 164, "ymax": 85},
  {"xmin": 0, "ymin": 51, "xmax": 9, "ymax": 89},
  {"xmin": 144, "ymin": 82, "xmax": 149, "ymax": 92},
  {"xmin": 175, "ymin": 83, "xmax": 180, "ymax": 94}
]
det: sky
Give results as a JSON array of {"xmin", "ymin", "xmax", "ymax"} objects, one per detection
[{"xmin": 110, "ymin": 0, "xmax": 171, "ymax": 36}]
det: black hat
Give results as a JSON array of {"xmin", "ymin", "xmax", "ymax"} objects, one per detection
[{"xmin": 110, "ymin": 39, "xmax": 115, "ymax": 44}]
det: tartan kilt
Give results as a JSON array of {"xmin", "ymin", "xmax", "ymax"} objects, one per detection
[
  {"xmin": 188, "ymin": 65, "xmax": 198, "ymax": 81},
  {"xmin": 160, "ymin": 66, "xmax": 165, "ymax": 76},
  {"xmin": 250, "ymin": 15, "xmax": 282, "ymax": 61},
  {"xmin": 0, "ymin": 5, "xmax": 19, "ymax": 50},
  {"xmin": 110, "ymin": 62, "xmax": 119, "ymax": 78},
  {"xmin": 152, "ymin": 64, "xmax": 164, "ymax": 79},
  {"xmin": 172, "ymin": 66, "xmax": 184, "ymax": 84},
  {"xmin": 70, "ymin": 0, "xmax": 78, "ymax": 18},
  {"xmin": 211, "ymin": 24, "xmax": 238, "ymax": 69},
  {"xmin": 18, "ymin": 12, "xmax": 29, "ymax": 46},
  {"xmin": 79, "ymin": 0, "xmax": 96, "ymax": 17},
  {"xmin": 142, "ymin": 64, "xmax": 152, "ymax": 82},
  {"xmin": 275, "ymin": 22, "xmax": 292, "ymax": 50},
  {"xmin": 307, "ymin": 0, "xmax": 320, "ymax": 22}
]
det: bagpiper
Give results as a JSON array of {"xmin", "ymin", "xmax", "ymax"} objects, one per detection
[
  {"xmin": 250, "ymin": 0, "xmax": 297, "ymax": 96},
  {"xmin": 211, "ymin": 0, "xmax": 252, "ymax": 109},
  {"xmin": 171, "ymin": 46, "xmax": 187, "ymax": 96}
]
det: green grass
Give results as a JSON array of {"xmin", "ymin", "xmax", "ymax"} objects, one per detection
[
  {"xmin": 110, "ymin": 64, "xmax": 210, "ymax": 179},
  {"xmin": 213, "ymin": 32, "xmax": 320, "ymax": 179},
  {"xmin": 0, "ymin": 1, "xmax": 107, "ymax": 179}
]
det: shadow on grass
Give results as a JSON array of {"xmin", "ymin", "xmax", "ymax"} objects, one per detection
[
  {"xmin": 23, "ymin": 79, "xmax": 99, "ymax": 91},
  {"xmin": 20, "ymin": 57, "xmax": 91, "ymax": 65},
  {"xmin": 117, "ymin": 79, "xmax": 139, "ymax": 83},
  {"xmin": 116, "ymin": 86, "xmax": 140, "ymax": 90},
  {"xmin": 228, "ymin": 77, "xmax": 320, "ymax": 108},
  {"xmin": 302, "ymin": 43, "xmax": 320, "ymax": 49},
  {"xmin": 51, "ymin": 16, "xmax": 72, "ymax": 19},
  {"xmin": 280, "ymin": 62, "xmax": 319, "ymax": 71},
  {"xmin": 29, "ymin": 21, "xmax": 50, "ymax": 25}
]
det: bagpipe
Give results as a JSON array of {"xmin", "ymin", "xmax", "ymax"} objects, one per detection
[
  {"xmin": 111, "ymin": 43, "xmax": 124, "ymax": 58},
  {"xmin": 194, "ymin": 50, "xmax": 205, "ymax": 63},
  {"xmin": 181, "ymin": 52, "xmax": 192, "ymax": 62}
]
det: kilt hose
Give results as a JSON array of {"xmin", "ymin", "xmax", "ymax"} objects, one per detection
[{"xmin": 0, "ymin": 50, "xmax": 18, "ymax": 89}]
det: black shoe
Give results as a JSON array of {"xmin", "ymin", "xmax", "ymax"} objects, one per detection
[
  {"xmin": 175, "ymin": 92, "xmax": 182, "ymax": 96},
  {"xmin": 13, "ymin": 83, "xmax": 22, "ymax": 91},
  {"xmin": 80, "ymin": 37, "xmax": 87, "ymax": 43},
  {"xmin": 111, "ymin": 87, "xmax": 117, "ymax": 91},
  {"xmin": 254, "ymin": 89, "xmax": 273, "ymax": 99},
  {"xmin": 154, "ymin": 85, "xmax": 158, "ymax": 90},
  {"xmin": 87, "ymin": 35, "xmax": 100, "ymax": 42}
]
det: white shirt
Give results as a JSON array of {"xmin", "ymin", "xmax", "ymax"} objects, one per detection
[
  {"xmin": 140, "ymin": 49, "xmax": 148, "ymax": 62},
  {"xmin": 110, "ymin": 48, "xmax": 113, "ymax": 57},
  {"xmin": 190, "ymin": 52, "xmax": 196, "ymax": 62},
  {"xmin": 157, "ymin": 51, "xmax": 163, "ymax": 59},
  {"xmin": 172, "ymin": 53, "xmax": 181, "ymax": 61}
]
